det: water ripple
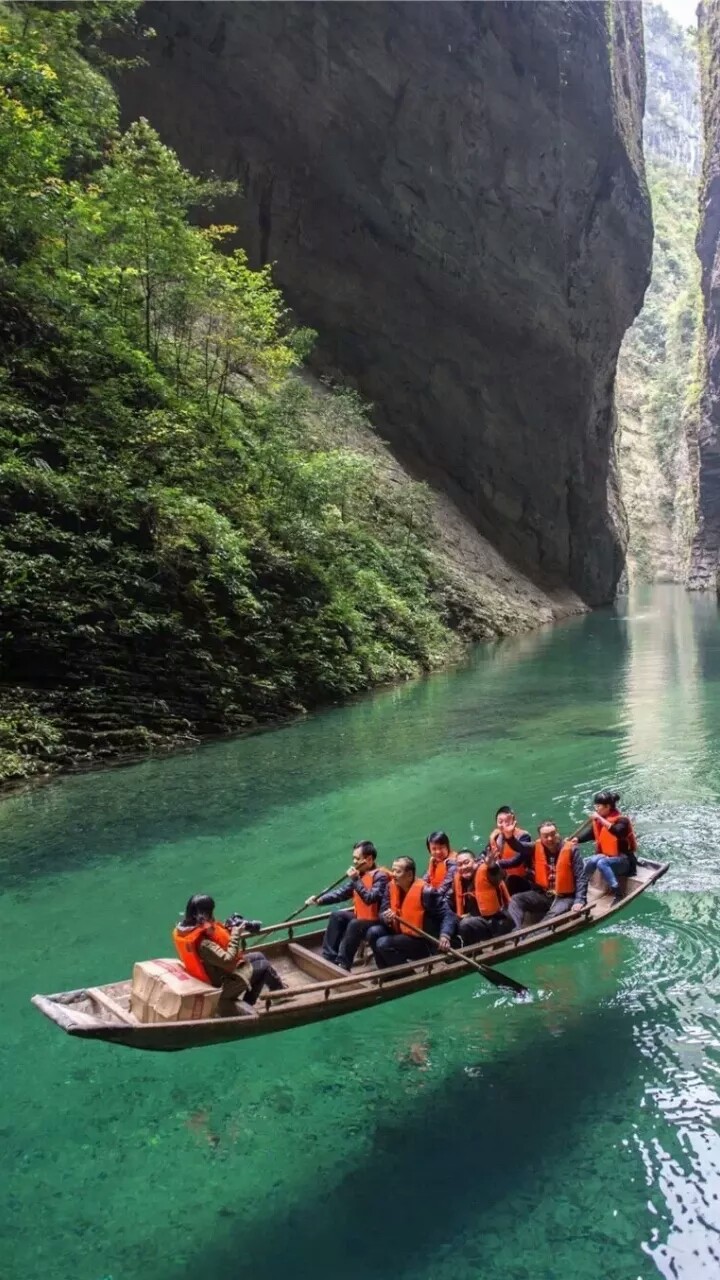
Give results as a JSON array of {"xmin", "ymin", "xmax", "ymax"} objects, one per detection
[{"xmin": 606, "ymin": 898, "xmax": 720, "ymax": 1276}]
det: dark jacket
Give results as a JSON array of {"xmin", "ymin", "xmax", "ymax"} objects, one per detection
[
  {"xmin": 380, "ymin": 878, "xmax": 458, "ymax": 939},
  {"xmin": 318, "ymin": 868, "xmax": 389, "ymax": 909},
  {"xmin": 493, "ymin": 830, "xmax": 534, "ymax": 872},
  {"xmin": 577, "ymin": 818, "xmax": 636, "ymax": 859}
]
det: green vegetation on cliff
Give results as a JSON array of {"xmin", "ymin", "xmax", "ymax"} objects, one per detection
[
  {"xmin": 616, "ymin": 3, "xmax": 700, "ymax": 583},
  {"xmin": 0, "ymin": 2, "xmax": 463, "ymax": 784}
]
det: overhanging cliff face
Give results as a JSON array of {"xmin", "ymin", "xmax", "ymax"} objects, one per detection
[
  {"xmin": 119, "ymin": 0, "xmax": 651, "ymax": 606},
  {"xmin": 689, "ymin": 0, "xmax": 720, "ymax": 590}
]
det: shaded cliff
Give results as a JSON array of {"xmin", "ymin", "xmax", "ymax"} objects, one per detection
[
  {"xmin": 117, "ymin": 0, "xmax": 652, "ymax": 606},
  {"xmin": 0, "ymin": 3, "xmax": 586, "ymax": 789},
  {"xmin": 688, "ymin": 0, "xmax": 720, "ymax": 588},
  {"xmin": 616, "ymin": 3, "xmax": 700, "ymax": 584}
]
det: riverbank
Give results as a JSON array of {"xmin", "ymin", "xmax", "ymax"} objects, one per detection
[
  {"xmin": 0, "ymin": 558, "xmax": 584, "ymax": 798},
  {"xmin": 0, "ymin": 366, "xmax": 586, "ymax": 795}
]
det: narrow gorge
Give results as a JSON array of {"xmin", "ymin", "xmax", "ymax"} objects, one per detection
[
  {"xmin": 0, "ymin": 1, "xmax": 658, "ymax": 784},
  {"xmin": 689, "ymin": 0, "xmax": 720, "ymax": 587},
  {"xmin": 616, "ymin": 2, "xmax": 701, "ymax": 584}
]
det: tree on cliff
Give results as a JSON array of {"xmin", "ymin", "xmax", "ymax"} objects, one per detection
[{"xmin": 0, "ymin": 1, "xmax": 456, "ymax": 783}]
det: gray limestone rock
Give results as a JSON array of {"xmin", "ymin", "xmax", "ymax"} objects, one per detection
[
  {"xmin": 117, "ymin": 0, "xmax": 652, "ymax": 605},
  {"xmin": 688, "ymin": 0, "xmax": 720, "ymax": 590}
]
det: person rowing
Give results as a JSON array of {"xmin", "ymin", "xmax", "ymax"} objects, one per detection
[
  {"xmin": 367, "ymin": 856, "xmax": 457, "ymax": 970},
  {"xmin": 506, "ymin": 821, "xmax": 584, "ymax": 929},
  {"xmin": 574, "ymin": 790, "xmax": 638, "ymax": 905},
  {"xmin": 423, "ymin": 830, "xmax": 457, "ymax": 891},
  {"xmin": 305, "ymin": 841, "xmax": 390, "ymax": 971},
  {"xmin": 453, "ymin": 848, "xmax": 513, "ymax": 944},
  {"xmin": 488, "ymin": 805, "xmax": 533, "ymax": 896}
]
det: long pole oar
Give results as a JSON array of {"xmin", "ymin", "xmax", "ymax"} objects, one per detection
[
  {"xmin": 566, "ymin": 817, "xmax": 593, "ymax": 842},
  {"xmin": 284, "ymin": 873, "xmax": 348, "ymax": 924},
  {"xmin": 395, "ymin": 915, "xmax": 529, "ymax": 997},
  {"xmin": 257, "ymin": 873, "xmax": 350, "ymax": 945}
]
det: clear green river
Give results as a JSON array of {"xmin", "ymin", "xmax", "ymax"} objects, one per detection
[{"xmin": 3, "ymin": 584, "xmax": 720, "ymax": 1280}]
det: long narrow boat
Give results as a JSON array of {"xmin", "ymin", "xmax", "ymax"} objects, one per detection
[{"xmin": 32, "ymin": 858, "xmax": 668, "ymax": 1052}]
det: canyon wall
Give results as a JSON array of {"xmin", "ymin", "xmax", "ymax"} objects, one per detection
[
  {"xmin": 616, "ymin": 3, "xmax": 700, "ymax": 584},
  {"xmin": 118, "ymin": 0, "xmax": 652, "ymax": 605},
  {"xmin": 688, "ymin": 0, "xmax": 720, "ymax": 589}
]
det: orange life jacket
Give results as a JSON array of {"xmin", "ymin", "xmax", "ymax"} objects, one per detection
[
  {"xmin": 454, "ymin": 865, "xmax": 509, "ymax": 917},
  {"xmin": 454, "ymin": 869, "xmax": 476, "ymax": 917},
  {"xmin": 492, "ymin": 829, "xmax": 531, "ymax": 879},
  {"xmin": 533, "ymin": 840, "xmax": 576, "ymax": 895},
  {"xmin": 389, "ymin": 878, "xmax": 426, "ymax": 935},
  {"xmin": 592, "ymin": 813, "xmax": 637, "ymax": 857},
  {"xmin": 477, "ymin": 862, "xmax": 511, "ymax": 915},
  {"xmin": 353, "ymin": 868, "xmax": 384, "ymax": 921},
  {"xmin": 172, "ymin": 921, "xmax": 232, "ymax": 983},
  {"xmin": 426, "ymin": 854, "xmax": 455, "ymax": 890}
]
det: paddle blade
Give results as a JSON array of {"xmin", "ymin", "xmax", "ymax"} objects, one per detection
[{"xmin": 477, "ymin": 963, "xmax": 528, "ymax": 997}]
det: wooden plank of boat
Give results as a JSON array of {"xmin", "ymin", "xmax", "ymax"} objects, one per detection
[{"xmin": 30, "ymin": 858, "xmax": 669, "ymax": 1053}]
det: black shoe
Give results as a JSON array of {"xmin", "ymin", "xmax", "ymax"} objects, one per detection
[{"xmin": 610, "ymin": 888, "xmax": 624, "ymax": 905}]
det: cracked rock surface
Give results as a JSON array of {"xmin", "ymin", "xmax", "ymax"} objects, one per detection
[
  {"xmin": 118, "ymin": 0, "xmax": 651, "ymax": 605},
  {"xmin": 689, "ymin": 0, "xmax": 720, "ymax": 590}
]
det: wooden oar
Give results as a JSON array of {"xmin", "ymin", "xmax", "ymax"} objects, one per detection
[
  {"xmin": 257, "ymin": 873, "xmax": 350, "ymax": 944},
  {"xmin": 565, "ymin": 817, "xmax": 593, "ymax": 842},
  {"xmin": 286, "ymin": 872, "xmax": 349, "ymax": 922},
  {"xmin": 395, "ymin": 915, "xmax": 529, "ymax": 997}
]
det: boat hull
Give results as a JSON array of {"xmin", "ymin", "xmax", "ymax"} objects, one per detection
[{"xmin": 31, "ymin": 859, "xmax": 668, "ymax": 1051}]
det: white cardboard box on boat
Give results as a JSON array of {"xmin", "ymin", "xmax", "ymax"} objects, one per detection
[{"xmin": 131, "ymin": 958, "xmax": 219, "ymax": 1023}]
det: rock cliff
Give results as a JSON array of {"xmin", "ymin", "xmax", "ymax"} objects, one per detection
[
  {"xmin": 616, "ymin": 3, "xmax": 700, "ymax": 584},
  {"xmin": 117, "ymin": 0, "xmax": 652, "ymax": 606},
  {"xmin": 644, "ymin": 2, "xmax": 702, "ymax": 170},
  {"xmin": 688, "ymin": 0, "xmax": 720, "ymax": 589}
]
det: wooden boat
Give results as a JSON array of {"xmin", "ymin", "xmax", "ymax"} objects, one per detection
[{"xmin": 32, "ymin": 858, "xmax": 668, "ymax": 1052}]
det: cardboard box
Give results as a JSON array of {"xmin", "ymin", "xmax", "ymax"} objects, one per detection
[{"xmin": 131, "ymin": 958, "xmax": 220, "ymax": 1023}]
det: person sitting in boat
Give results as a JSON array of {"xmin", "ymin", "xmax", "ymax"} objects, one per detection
[
  {"xmin": 573, "ymin": 791, "xmax": 638, "ymax": 906},
  {"xmin": 173, "ymin": 895, "xmax": 286, "ymax": 1016},
  {"xmin": 488, "ymin": 806, "xmax": 533, "ymax": 896},
  {"xmin": 452, "ymin": 847, "xmax": 513, "ymax": 944},
  {"xmin": 367, "ymin": 856, "xmax": 457, "ymax": 970},
  {"xmin": 304, "ymin": 841, "xmax": 390, "ymax": 971},
  {"xmin": 506, "ymin": 821, "xmax": 584, "ymax": 929},
  {"xmin": 423, "ymin": 830, "xmax": 457, "ymax": 891}
]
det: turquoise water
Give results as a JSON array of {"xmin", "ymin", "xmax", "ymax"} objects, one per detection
[{"xmin": 3, "ymin": 584, "xmax": 720, "ymax": 1280}]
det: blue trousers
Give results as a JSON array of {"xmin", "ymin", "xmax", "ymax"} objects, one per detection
[{"xmin": 582, "ymin": 853, "xmax": 631, "ymax": 892}]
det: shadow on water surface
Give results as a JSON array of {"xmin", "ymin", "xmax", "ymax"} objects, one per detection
[
  {"xmin": 0, "ymin": 610, "xmax": 625, "ymax": 893},
  {"xmin": 179, "ymin": 1002, "xmax": 641, "ymax": 1280}
]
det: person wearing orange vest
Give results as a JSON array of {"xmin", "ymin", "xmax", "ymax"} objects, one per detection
[
  {"xmin": 366, "ymin": 856, "xmax": 457, "ymax": 970},
  {"xmin": 423, "ymin": 830, "xmax": 457, "ymax": 892},
  {"xmin": 305, "ymin": 841, "xmax": 390, "ymax": 971},
  {"xmin": 574, "ymin": 790, "xmax": 638, "ymax": 905},
  {"xmin": 506, "ymin": 821, "xmax": 584, "ymax": 930},
  {"xmin": 488, "ymin": 806, "xmax": 533, "ymax": 896},
  {"xmin": 173, "ymin": 894, "xmax": 285, "ymax": 1015},
  {"xmin": 453, "ymin": 848, "xmax": 513, "ymax": 944}
]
